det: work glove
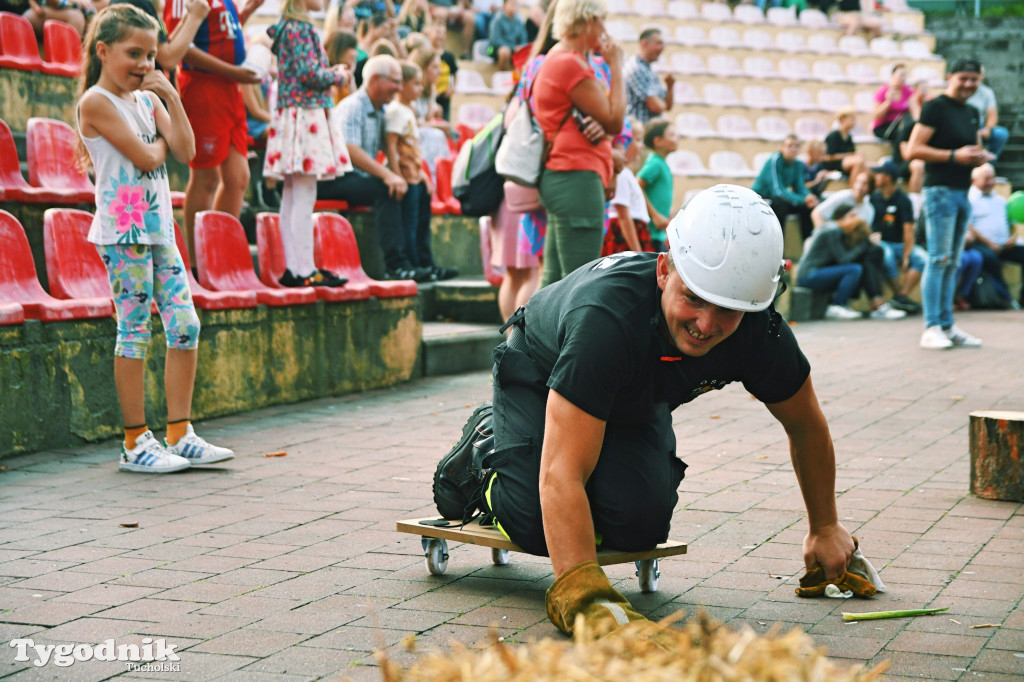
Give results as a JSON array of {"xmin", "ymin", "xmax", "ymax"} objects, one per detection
[
  {"xmin": 795, "ymin": 538, "xmax": 877, "ymax": 598},
  {"xmin": 545, "ymin": 560, "xmax": 648, "ymax": 637}
]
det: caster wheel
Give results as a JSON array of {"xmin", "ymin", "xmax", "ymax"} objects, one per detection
[
  {"xmin": 422, "ymin": 537, "xmax": 449, "ymax": 575},
  {"xmin": 491, "ymin": 548, "xmax": 510, "ymax": 565},
  {"xmin": 636, "ymin": 558, "xmax": 659, "ymax": 593}
]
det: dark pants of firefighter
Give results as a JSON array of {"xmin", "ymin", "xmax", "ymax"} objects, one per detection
[{"xmin": 485, "ymin": 324, "xmax": 687, "ymax": 557}]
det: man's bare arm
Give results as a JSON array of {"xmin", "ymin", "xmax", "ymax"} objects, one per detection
[
  {"xmin": 539, "ymin": 389, "xmax": 606, "ymax": 577},
  {"xmin": 765, "ymin": 376, "xmax": 854, "ymax": 580}
]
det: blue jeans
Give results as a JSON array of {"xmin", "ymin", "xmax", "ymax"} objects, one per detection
[
  {"xmin": 797, "ymin": 263, "xmax": 863, "ymax": 306},
  {"xmin": 401, "ymin": 181, "xmax": 434, "ymax": 268},
  {"xmin": 956, "ymin": 248, "xmax": 983, "ymax": 298},
  {"xmin": 984, "ymin": 126, "xmax": 1009, "ymax": 160},
  {"xmin": 922, "ymin": 186, "xmax": 971, "ymax": 329},
  {"xmin": 474, "ymin": 12, "xmax": 491, "ymax": 40},
  {"xmin": 880, "ymin": 241, "xmax": 927, "ymax": 279}
]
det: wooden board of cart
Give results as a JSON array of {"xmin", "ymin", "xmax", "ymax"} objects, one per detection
[{"xmin": 397, "ymin": 517, "xmax": 686, "ymax": 592}]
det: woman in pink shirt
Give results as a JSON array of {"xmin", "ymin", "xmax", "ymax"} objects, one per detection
[{"xmin": 872, "ymin": 63, "xmax": 914, "ymax": 140}]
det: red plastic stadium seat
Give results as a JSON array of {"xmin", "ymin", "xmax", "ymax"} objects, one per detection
[
  {"xmin": 41, "ymin": 20, "xmax": 81, "ymax": 77},
  {"xmin": 0, "ymin": 118, "xmax": 71, "ymax": 203},
  {"xmin": 0, "ymin": 12, "xmax": 42, "ymax": 71},
  {"xmin": 43, "ymin": 208, "xmax": 116, "ymax": 300},
  {"xmin": 424, "ymin": 159, "xmax": 447, "ymax": 216},
  {"xmin": 26, "ymin": 118, "xmax": 95, "ymax": 203},
  {"xmin": 194, "ymin": 210, "xmax": 317, "ymax": 306},
  {"xmin": 173, "ymin": 221, "xmax": 257, "ymax": 310},
  {"xmin": 312, "ymin": 212, "xmax": 417, "ymax": 298},
  {"xmin": 433, "ymin": 156, "xmax": 461, "ymax": 215},
  {"xmin": 0, "ymin": 209, "xmax": 113, "ymax": 320},
  {"xmin": 255, "ymin": 212, "xmax": 371, "ymax": 302},
  {"xmin": 0, "ymin": 301, "xmax": 24, "ymax": 325}
]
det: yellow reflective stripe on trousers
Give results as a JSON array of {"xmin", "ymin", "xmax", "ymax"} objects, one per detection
[{"xmin": 484, "ymin": 471, "xmax": 512, "ymax": 541}]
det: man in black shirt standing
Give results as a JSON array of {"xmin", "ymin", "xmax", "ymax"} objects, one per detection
[
  {"xmin": 907, "ymin": 57, "xmax": 993, "ymax": 350},
  {"xmin": 869, "ymin": 160, "xmax": 924, "ymax": 314},
  {"xmin": 470, "ymin": 185, "xmax": 859, "ymax": 636}
]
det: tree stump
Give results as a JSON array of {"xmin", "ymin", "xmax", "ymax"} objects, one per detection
[{"xmin": 970, "ymin": 411, "xmax": 1024, "ymax": 502}]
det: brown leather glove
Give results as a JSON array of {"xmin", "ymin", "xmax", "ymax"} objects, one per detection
[
  {"xmin": 795, "ymin": 564, "xmax": 877, "ymax": 598},
  {"xmin": 795, "ymin": 538, "xmax": 877, "ymax": 598},
  {"xmin": 545, "ymin": 560, "xmax": 648, "ymax": 636}
]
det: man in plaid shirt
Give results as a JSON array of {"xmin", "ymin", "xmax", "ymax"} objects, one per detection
[
  {"xmin": 317, "ymin": 55, "xmax": 432, "ymax": 282},
  {"xmin": 623, "ymin": 28, "xmax": 674, "ymax": 124}
]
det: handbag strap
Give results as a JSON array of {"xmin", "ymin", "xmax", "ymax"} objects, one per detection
[{"xmin": 521, "ymin": 53, "xmax": 579, "ymax": 150}]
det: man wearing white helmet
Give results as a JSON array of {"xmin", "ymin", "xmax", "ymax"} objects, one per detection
[{"xmin": 440, "ymin": 185, "xmax": 859, "ymax": 636}]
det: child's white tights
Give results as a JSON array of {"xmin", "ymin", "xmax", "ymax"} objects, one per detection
[{"xmin": 279, "ymin": 173, "xmax": 318, "ymax": 277}]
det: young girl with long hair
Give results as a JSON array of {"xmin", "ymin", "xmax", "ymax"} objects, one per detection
[
  {"xmin": 76, "ymin": 4, "xmax": 234, "ymax": 473},
  {"xmin": 263, "ymin": 0, "xmax": 354, "ymax": 287}
]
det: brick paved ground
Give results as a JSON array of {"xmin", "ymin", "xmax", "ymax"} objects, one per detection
[{"xmin": 1, "ymin": 311, "xmax": 1023, "ymax": 681}]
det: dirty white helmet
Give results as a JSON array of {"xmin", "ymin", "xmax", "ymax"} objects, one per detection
[{"xmin": 666, "ymin": 184, "xmax": 784, "ymax": 312}]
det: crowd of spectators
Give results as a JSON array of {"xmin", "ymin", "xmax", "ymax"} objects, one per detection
[{"xmin": 4, "ymin": 0, "xmax": 1020, "ymax": 328}]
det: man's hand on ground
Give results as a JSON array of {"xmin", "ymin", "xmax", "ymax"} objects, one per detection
[
  {"xmin": 546, "ymin": 560, "xmax": 648, "ymax": 637},
  {"xmin": 797, "ymin": 534, "xmax": 876, "ymax": 598},
  {"xmin": 802, "ymin": 522, "xmax": 855, "ymax": 581}
]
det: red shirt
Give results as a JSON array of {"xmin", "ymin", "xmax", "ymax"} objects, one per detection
[
  {"xmin": 532, "ymin": 50, "xmax": 613, "ymax": 187},
  {"xmin": 165, "ymin": 0, "xmax": 246, "ymax": 70}
]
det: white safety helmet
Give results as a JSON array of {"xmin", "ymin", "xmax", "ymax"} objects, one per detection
[{"xmin": 666, "ymin": 184, "xmax": 784, "ymax": 312}]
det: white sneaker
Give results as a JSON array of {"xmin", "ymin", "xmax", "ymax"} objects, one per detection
[
  {"xmin": 944, "ymin": 324, "xmax": 982, "ymax": 347},
  {"xmin": 165, "ymin": 424, "xmax": 234, "ymax": 465},
  {"xmin": 825, "ymin": 304, "xmax": 862, "ymax": 320},
  {"xmin": 869, "ymin": 302, "xmax": 907, "ymax": 320},
  {"xmin": 920, "ymin": 325, "xmax": 953, "ymax": 350},
  {"xmin": 120, "ymin": 430, "xmax": 191, "ymax": 473}
]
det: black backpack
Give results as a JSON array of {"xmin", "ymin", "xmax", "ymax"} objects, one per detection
[
  {"xmin": 450, "ymin": 115, "xmax": 505, "ymax": 217},
  {"xmin": 432, "ymin": 403, "xmax": 494, "ymax": 523}
]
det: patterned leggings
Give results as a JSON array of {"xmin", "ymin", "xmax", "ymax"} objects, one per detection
[{"xmin": 95, "ymin": 243, "xmax": 200, "ymax": 359}]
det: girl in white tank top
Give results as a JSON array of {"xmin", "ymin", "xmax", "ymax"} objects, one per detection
[{"xmin": 77, "ymin": 5, "xmax": 234, "ymax": 474}]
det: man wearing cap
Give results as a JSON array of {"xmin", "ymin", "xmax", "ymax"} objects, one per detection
[
  {"xmin": 451, "ymin": 185, "xmax": 860, "ymax": 636},
  {"xmin": 869, "ymin": 160, "xmax": 926, "ymax": 314},
  {"xmin": 907, "ymin": 57, "xmax": 993, "ymax": 350}
]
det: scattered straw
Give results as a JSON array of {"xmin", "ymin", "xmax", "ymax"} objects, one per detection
[{"xmin": 372, "ymin": 612, "xmax": 887, "ymax": 682}]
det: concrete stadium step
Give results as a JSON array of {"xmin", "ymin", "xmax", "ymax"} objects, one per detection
[
  {"xmin": 417, "ymin": 278, "xmax": 501, "ymax": 325},
  {"xmin": 419, "ymin": 321, "xmax": 501, "ymax": 377}
]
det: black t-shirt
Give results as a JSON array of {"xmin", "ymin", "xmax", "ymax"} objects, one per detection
[
  {"xmin": 918, "ymin": 94, "xmax": 980, "ymax": 189},
  {"xmin": 522, "ymin": 252, "xmax": 810, "ymax": 424},
  {"xmin": 823, "ymin": 130, "xmax": 855, "ymax": 172},
  {"xmin": 869, "ymin": 188, "xmax": 914, "ymax": 243}
]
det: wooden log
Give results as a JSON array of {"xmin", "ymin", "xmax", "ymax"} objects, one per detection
[{"xmin": 970, "ymin": 411, "xmax": 1024, "ymax": 502}]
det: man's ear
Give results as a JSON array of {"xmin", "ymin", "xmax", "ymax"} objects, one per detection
[{"xmin": 656, "ymin": 253, "xmax": 670, "ymax": 292}]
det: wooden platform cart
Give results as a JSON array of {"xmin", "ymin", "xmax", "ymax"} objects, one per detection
[{"xmin": 397, "ymin": 517, "xmax": 688, "ymax": 593}]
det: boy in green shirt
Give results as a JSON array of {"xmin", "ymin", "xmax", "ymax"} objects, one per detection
[{"xmin": 637, "ymin": 119, "xmax": 678, "ymax": 252}]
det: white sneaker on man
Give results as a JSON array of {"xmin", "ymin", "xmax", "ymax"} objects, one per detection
[
  {"xmin": 868, "ymin": 302, "xmax": 907, "ymax": 320},
  {"xmin": 944, "ymin": 325, "xmax": 982, "ymax": 347},
  {"xmin": 920, "ymin": 325, "xmax": 953, "ymax": 350},
  {"xmin": 165, "ymin": 424, "xmax": 234, "ymax": 465},
  {"xmin": 825, "ymin": 304, "xmax": 862, "ymax": 320},
  {"xmin": 120, "ymin": 430, "xmax": 191, "ymax": 473}
]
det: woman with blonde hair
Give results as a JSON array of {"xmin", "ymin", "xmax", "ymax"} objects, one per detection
[
  {"xmin": 532, "ymin": 0, "xmax": 624, "ymax": 286},
  {"xmin": 408, "ymin": 46, "xmax": 454, "ymax": 171}
]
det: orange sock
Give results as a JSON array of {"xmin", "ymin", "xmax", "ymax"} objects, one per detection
[
  {"xmin": 124, "ymin": 425, "xmax": 148, "ymax": 451},
  {"xmin": 165, "ymin": 419, "xmax": 191, "ymax": 446}
]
